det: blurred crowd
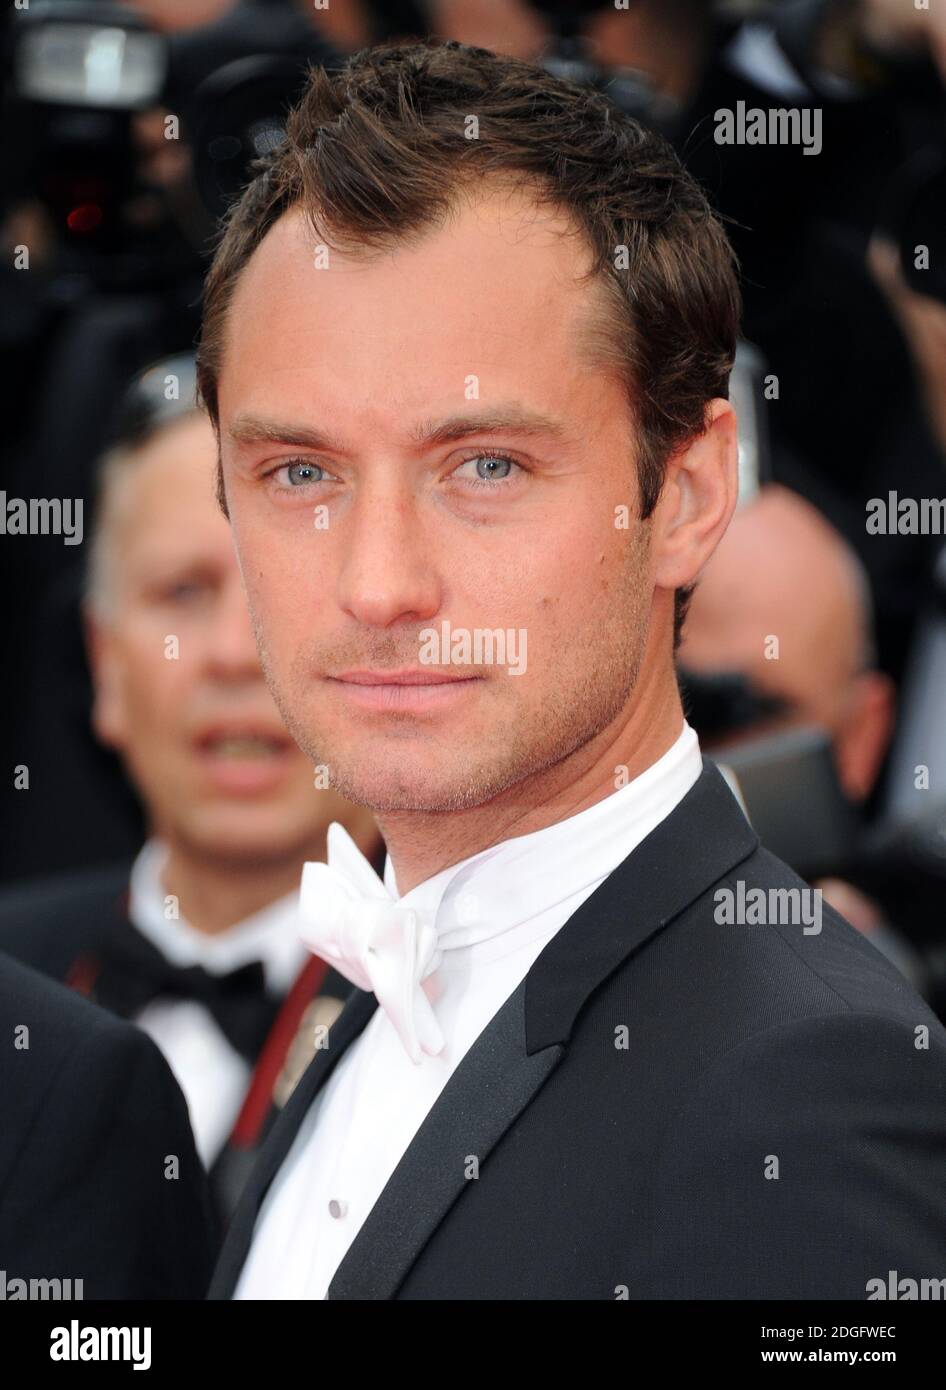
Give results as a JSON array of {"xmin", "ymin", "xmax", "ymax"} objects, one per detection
[{"xmin": 2, "ymin": 0, "xmax": 946, "ymax": 1217}]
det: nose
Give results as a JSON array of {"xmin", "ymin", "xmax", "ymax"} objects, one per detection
[
  {"xmin": 337, "ymin": 482, "xmax": 441, "ymax": 629},
  {"xmin": 205, "ymin": 574, "xmax": 264, "ymax": 682}
]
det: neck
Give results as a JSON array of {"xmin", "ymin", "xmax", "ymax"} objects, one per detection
[
  {"xmin": 378, "ymin": 660, "xmax": 686, "ymax": 895},
  {"xmin": 156, "ymin": 837, "xmax": 323, "ymax": 937}
]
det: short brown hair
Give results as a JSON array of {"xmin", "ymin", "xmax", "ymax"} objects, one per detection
[{"xmin": 196, "ymin": 38, "xmax": 740, "ymax": 649}]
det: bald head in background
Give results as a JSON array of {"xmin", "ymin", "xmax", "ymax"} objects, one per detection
[{"xmin": 680, "ymin": 484, "xmax": 895, "ymax": 804}]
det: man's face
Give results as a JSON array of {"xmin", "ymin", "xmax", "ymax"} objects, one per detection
[
  {"xmin": 217, "ymin": 188, "xmax": 658, "ymax": 813},
  {"xmin": 90, "ymin": 413, "xmax": 355, "ymax": 862}
]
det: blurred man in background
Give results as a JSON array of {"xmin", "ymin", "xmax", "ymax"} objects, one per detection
[
  {"xmin": 680, "ymin": 483, "xmax": 894, "ymax": 808},
  {"xmin": 678, "ymin": 482, "xmax": 930, "ymax": 988},
  {"xmin": 0, "ymin": 356, "xmax": 382, "ymax": 1221}
]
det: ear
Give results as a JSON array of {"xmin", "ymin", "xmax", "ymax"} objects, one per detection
[
  {"xmin": 84, "ymin": 606, "xmax": 129, "ymax": 751},
  {"xmin": 834, "ymin": 669, "xmax": 896, "ymax": 803},
  {"xmin": 651, "ymin": 399, "xmax": 739, "ymax": 596}
]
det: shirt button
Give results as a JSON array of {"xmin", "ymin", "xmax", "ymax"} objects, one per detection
[{"xmin": 328, "ymin": 1199, "xmax": 348, "ymax": 1219}]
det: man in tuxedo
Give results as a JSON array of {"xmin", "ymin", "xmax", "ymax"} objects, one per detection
[
  {"xmin": 197, "ymin": 40, "xmax": 946, "ymax": 1299},
  {"xmin": 0, "ymin": 356, "xmax": 382, "ymax": 1221},
  {"xmin": 0, "ymin": 953, "xmax": 215, "ymax": 1298}
]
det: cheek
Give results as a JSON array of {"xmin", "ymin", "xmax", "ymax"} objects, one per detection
[
  {"xmin": 519, "ymin": 523, "xmax": 624, "ymax": 616},
  {"xmin": 243, "ymin": 563, "xmax": 314, "ymax": 649},
  {"xmin": 121, "ymin": 637, "xmax": 196, "ymax": 725},
  {"xmin": 232, "ymin": 514, "xmax": 323, "ymax": 623}
]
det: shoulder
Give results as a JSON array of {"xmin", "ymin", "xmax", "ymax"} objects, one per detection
[
  {"xmin": 629, "ymin": 852, "xmax": 946, "ymax": 1296},
  {"xmin": 0, "ymin": 952, "xmax": 176, "ymax": 1120},
  {"xmin": 585, "ymin": 837, "xmax": 946, "ymax": 1111},
  {"xmin": 0, "ymin": 956, "xmax": 217, "ymax": 1297},
  {"xmin": 0, "ymin": 861, "xmax": 130, "ymax": 974},
  {"xmin": 670, "ymin": 842, "xmax": 940, "ymax": 1034},
  {"xmin": 645, "ymin": 841, "xmax": 946, "ymax": 1166},
  {"xmin": 0, "ymin": 954, "xmax": 205, "ymax": 1199}
]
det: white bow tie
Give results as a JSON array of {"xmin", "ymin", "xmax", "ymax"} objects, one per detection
[{"xmin": 298, "ymin": 823, "xmax": 445, "ymax": 1065}]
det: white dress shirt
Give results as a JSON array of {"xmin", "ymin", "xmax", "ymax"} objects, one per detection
[
  {"xmin": 128, "ymin": 840, "xmax": 308, "ymax": 1166},
  {"xmin": 235, "ymin": 721, "xmax": 704, "ymax": 1299}
]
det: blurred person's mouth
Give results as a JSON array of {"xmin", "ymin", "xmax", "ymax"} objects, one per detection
[
  {"xmin": 192, "ymin": 722, "xmax": 297, "ymax": 794},
  {"xmin": 326, "ymin": 668, "xmax": 483, "ymax": 713}
]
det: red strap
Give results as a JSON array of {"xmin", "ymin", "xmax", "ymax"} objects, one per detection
[
  {"xmin": 228, "ymin": 953, "xmax": 330, "ymax": 1148},
  {"xmin": 64, "ymin": 886, "xmax": 128, "ymax": 996},
  {"xmin": 65, "ymin": 953, "xmax": 101, "ymax": 997}
]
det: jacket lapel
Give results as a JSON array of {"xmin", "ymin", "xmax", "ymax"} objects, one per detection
[
  {"xmin": 327, "ymin": 973, "xmax": 564, "ymax": 1298},
  {"xmin": 524, "ymin": 757, "xmax": 759, "ymax": 1050}
]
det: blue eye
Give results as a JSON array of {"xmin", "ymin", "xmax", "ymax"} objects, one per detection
[
  {"xmin": 266, "ymin": 458, "xmax": 335, "ymax": 492},
  {"xmin": 476, "ymin": 456, "xmax": 511, "ymax": 480},
  {"xmin": 453, "ymin": 454, "xmax": 520, "ymax": 485},
  {"xmin": 286, "ymin": 460, "xmax": 324, "ymax": 486}
]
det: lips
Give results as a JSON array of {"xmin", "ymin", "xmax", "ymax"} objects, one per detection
[
  {"xmin": 326, "ymin": 669, "xmax": 481, "ymax": 714},
  {"xmin": 331, "ymin": 669, "xmax": 476, "ymax": 686},
  {"xmin": 191, "ymin": 724, "xmax": 297, "ymax": 794}
]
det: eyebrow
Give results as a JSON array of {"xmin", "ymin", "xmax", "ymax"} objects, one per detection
[
  {"xmin": 409, "ymin": 407, "xmax": 569, "ymax": 447},
  {"xmin": 227, "ymin": 405, "xmax": 569, "ymax": 454}
]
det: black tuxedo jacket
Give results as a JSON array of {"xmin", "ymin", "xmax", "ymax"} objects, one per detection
[
  {"xmin": 210, "ymin": 761, "xmax": 946, "ymax": 1300},
  {"xmin": 0, "ymin": 953, "xmax": 216, "ymax": 1298}
]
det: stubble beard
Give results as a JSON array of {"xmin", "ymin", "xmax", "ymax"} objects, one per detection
[{"xmin": 247, "ymin": 533, "xmax": 652, "ymax": 815}]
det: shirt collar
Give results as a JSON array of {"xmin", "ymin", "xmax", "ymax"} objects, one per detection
[
  {"xmin": 376, "ymin": 720, "xmax": 702, "ymax": 949},
  {"xmin": 128, "ymin": 840, "xmax": 307, "ymax": 992}
]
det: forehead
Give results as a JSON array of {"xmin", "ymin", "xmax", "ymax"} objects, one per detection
[
  {"xmin": 110, "ymin": 414, "xmax": 228, "ymax": 562},
  {"xmin": 218, "ymin": 187, "xmax": 609, "ymax": 430}
]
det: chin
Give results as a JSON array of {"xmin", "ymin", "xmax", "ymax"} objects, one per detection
[
  {"xmin": 328, "ymin": 752, "xmax": 520, "ymax": 815},
  {"xmin": 183, "ymin": 813, "xmax": 308, "ymax": 865}
]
